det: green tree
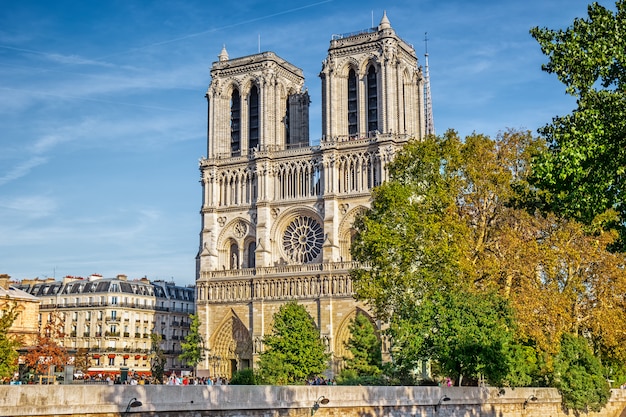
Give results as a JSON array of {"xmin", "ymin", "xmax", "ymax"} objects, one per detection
[
  {"xmin": 178, "ymin": 314, "xmax": 206, "ymax": 376},
  {"xmin": 257, "ymin": 302, "xmax": 329, "ymax": 385},
  {"xmin": 530, "ymin": 1, "xmax": 626, "ymax": 249},
  {"xmin": 150, "ymin": 333, "xmax": 167, "ymax": 384},
  {"xmin": 351, "ymin": 133, "xmax": 516, "ymax": 386},
  {"xmin": 552, "ymin": 333, "xmax": 610, "ymax": 412},
  {"xmin": 351, "ymin": 133, "xmax": 469, "ymax": 324},
  {"xmin": 0, "ymin": 300, "xmax": 21, "ymax": 380},
  {"xmin": 230, "ymin": 368, "xmax": 257, "ymax": 385},
  {"xmin": 338, "ymin": 312, "xmax": 383, "ymax": 385}
]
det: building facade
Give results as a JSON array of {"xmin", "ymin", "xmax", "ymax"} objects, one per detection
[
  {"xmin": 15, "ymin": 274, "xmax": 195, "ymax": 377},
  {"xmin": 0, "ymin": 274, "xmax": 40, "ymax": 349},
  {"xmin": 195, "ymin": 13, "xmax": 424, "ymax": 378}
]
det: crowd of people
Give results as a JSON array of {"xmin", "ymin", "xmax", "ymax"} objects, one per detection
[{"xmin": 165, "ymin": 374, "xmax": 228, "ymax": 385}]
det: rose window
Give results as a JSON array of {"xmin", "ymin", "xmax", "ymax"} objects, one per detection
[{"xmin": 282, "ymin": 215, "xmax": 324, "ymax": 263}]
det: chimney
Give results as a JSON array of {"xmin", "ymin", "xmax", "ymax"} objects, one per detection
[{"xmin": 0, "ymin": 274, "xmax": 10, "ymax": 290}]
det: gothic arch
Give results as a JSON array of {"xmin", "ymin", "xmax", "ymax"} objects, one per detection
[
  {"xmin": 220, "ymin": 78, "xmax": 242, "ymax": 97},
  {"xmin": 209, "ymin": 312, "xmax": 253, "ymax": 377},
  {"xmin": 275, "ymin": 158, "xmax": 321, "ymax": 199},
  {"xmin": 216, "ymin": 218, "xmax": 256, "ymax": 270},
  {"xmin": 338, "ymin": 205, "xmax": 367, "ymax": 261},
  {"xmin": 359, "ymin": 56, "xmax": 381, "ymax": 77},
  {"xmin": 334, "ymin": 308, "xmax": 378, "ymax": 367},
  {"xmin": 337, "ymin": 57, "xmax": 361, "ymax": 77},
  {"xmin": 240, "ymin": 76, "xmax": 258, "ymax": 97}
]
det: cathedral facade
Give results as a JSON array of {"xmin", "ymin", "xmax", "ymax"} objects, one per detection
[{"xmin": 195, "ymin": 12, "xmax": 425, "ymax": 378}]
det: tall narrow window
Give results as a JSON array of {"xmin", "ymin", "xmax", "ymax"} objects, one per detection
[
  {"xmin": 347, "ymin": 69, "xmax": 358, "ymax": 136},
  {"xmin": 230, "ymin": 89, "xmax": 241, "ymax": 156},
  {"xmin": 248, "ymin": 85, "xmax": 259, "ymax": 150},
  {"xmin": 247, "ymin": 241, "xmax": 256, "ymax": 268},
  {"xmin": 367, "ymin": 66, "xmax": 378, "ymax": 134},
  {"xmin": 285, "ymin": 97, "xmax": 291, "ymax": 145}
]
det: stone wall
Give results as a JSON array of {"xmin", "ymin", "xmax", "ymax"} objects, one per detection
[{"xmin": 1, "ymin": 385, "xmax": 625, "ymax": 417}]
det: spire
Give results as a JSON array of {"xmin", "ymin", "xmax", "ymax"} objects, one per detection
[
  {"xmin": 218, "ymin": 45, "xmax": 229, "ymax": 62},
  {"xmin": 424, "ymin": 32, "xmax": 435, "ymax": 136},
  {"xmin": 378, "ymin": 10, "xmax": 391, "ymax": 30}
]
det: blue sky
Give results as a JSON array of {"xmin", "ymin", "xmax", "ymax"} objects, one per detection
[{"xmin": 0, "ymin": 0, "xmax": 602, "ymax": 285}]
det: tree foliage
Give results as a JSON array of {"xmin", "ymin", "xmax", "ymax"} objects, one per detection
[
  {"xmin": 337, "ymin": 312, "xmax": 383, "ymax": 385},
  {"xmin": 257, "ymin": 302, "xmax": 329, "ymax": 385},
  {"xmin": 0, "ymin": 300, "xmax": 21, "ymax": 379},
  {"xmin": 230, "ymin": 368, "xmax": 258, "ymax": 385},
  {"xmin": 23, "ymin": 311, "xmax": 69, "ymax": 377},
  {"xmin": 530, "ymin": 1, "xmax": 626, "ymax": 249},
  {"xmin": 179, "ymin": 314, "xmax": 206, "ymax": 375},
  {"xmin": 351, "ymin": 132, "xmax": 518, "ymax": 386},
  {"xmin": 150, "ymin": 333, "xmax": 167, "ymax": 384},
  {"xmin": 350, "ymin": 129, "xmax": 626, "ymax": 408},
  {"xmin": 552, "ymin": 333, "xmax": 610, "ymax": 412}
]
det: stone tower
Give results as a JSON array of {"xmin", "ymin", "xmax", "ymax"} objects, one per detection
[{"xmin": 195, "ymin": 12, "xmax": 424, "ymax": 378}]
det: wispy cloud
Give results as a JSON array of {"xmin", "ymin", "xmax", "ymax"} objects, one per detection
[
  {"xmin": 0, "ymin": 156, "xmax": 48, "ymax": 186},
  {"xmin": 0, "ymin": 194, "xmax": 57, "ymax": 219}
]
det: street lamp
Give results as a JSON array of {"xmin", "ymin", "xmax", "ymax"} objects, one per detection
[
  {"xmin": 311, "ymin": 396, "xmax": 329, "ymax": 416},
  {"xmin": 125, "ymin": 398, "xmax": 142, "ymax": 413},
  {"xmin": 523, "ymin": 395, "xmax": 537, "ymax": 409},
  {"xmin": 434, "ymin": 395, "xmax": 450, "ymax": 412}
]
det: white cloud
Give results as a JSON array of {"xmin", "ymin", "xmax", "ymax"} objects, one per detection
[{"xmin": 0, "ymin": 156, "xmax": 48, "ymax": 186}]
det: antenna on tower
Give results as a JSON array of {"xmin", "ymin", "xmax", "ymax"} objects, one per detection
[{"xmin": 424, "ymin": 32, "xmax": 435, "ymax": 136}]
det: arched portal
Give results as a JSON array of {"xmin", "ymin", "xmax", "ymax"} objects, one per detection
[{"xmin": 210, "ymin": 314, "xmax": 253, "ymax": 378}]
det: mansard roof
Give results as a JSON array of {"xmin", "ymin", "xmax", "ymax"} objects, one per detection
[
  {"xmin": 13, "ymin": 275, "xmax": 191, "ymax": 299},
  {"xmin": 0, "ymin": 285, "xmax": 40, "ymax": 302}
]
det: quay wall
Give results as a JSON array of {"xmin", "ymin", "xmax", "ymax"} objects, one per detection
[{"xmin": 1, "ymin": 385, "xmax": 625, "ymax": 417}]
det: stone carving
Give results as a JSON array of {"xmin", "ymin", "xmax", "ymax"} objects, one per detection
[{"xmin": 234, "ymin": 221, "xmax": 247, "ymax": 238}]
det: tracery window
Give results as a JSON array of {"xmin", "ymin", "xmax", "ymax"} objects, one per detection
[{"xmin": 283, "ymin": 215, "xmax": 324, "ymax": 263}]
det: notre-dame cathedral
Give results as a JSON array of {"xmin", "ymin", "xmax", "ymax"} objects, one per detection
[{"xmin": 194, "ymin": 12, "xmax": 425, "ymax": 378}]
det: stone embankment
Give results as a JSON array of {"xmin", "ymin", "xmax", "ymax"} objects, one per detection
[{"xmin": 1, "ymin": 385, "xmax": 625, "ymax": 417}]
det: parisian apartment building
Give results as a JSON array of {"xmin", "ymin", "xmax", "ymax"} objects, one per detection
[{"xmin": 13, "ymin": 274, "xmax": 195, "ymax": 377}]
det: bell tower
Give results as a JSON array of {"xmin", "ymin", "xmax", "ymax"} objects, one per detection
[
  {"xmin": 205, "ymin": 48, "xmax": 310, "ymax": 159},
  {"xmin": 320, "ymin": 11, "xmax": 424, "ymax": 140}
]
